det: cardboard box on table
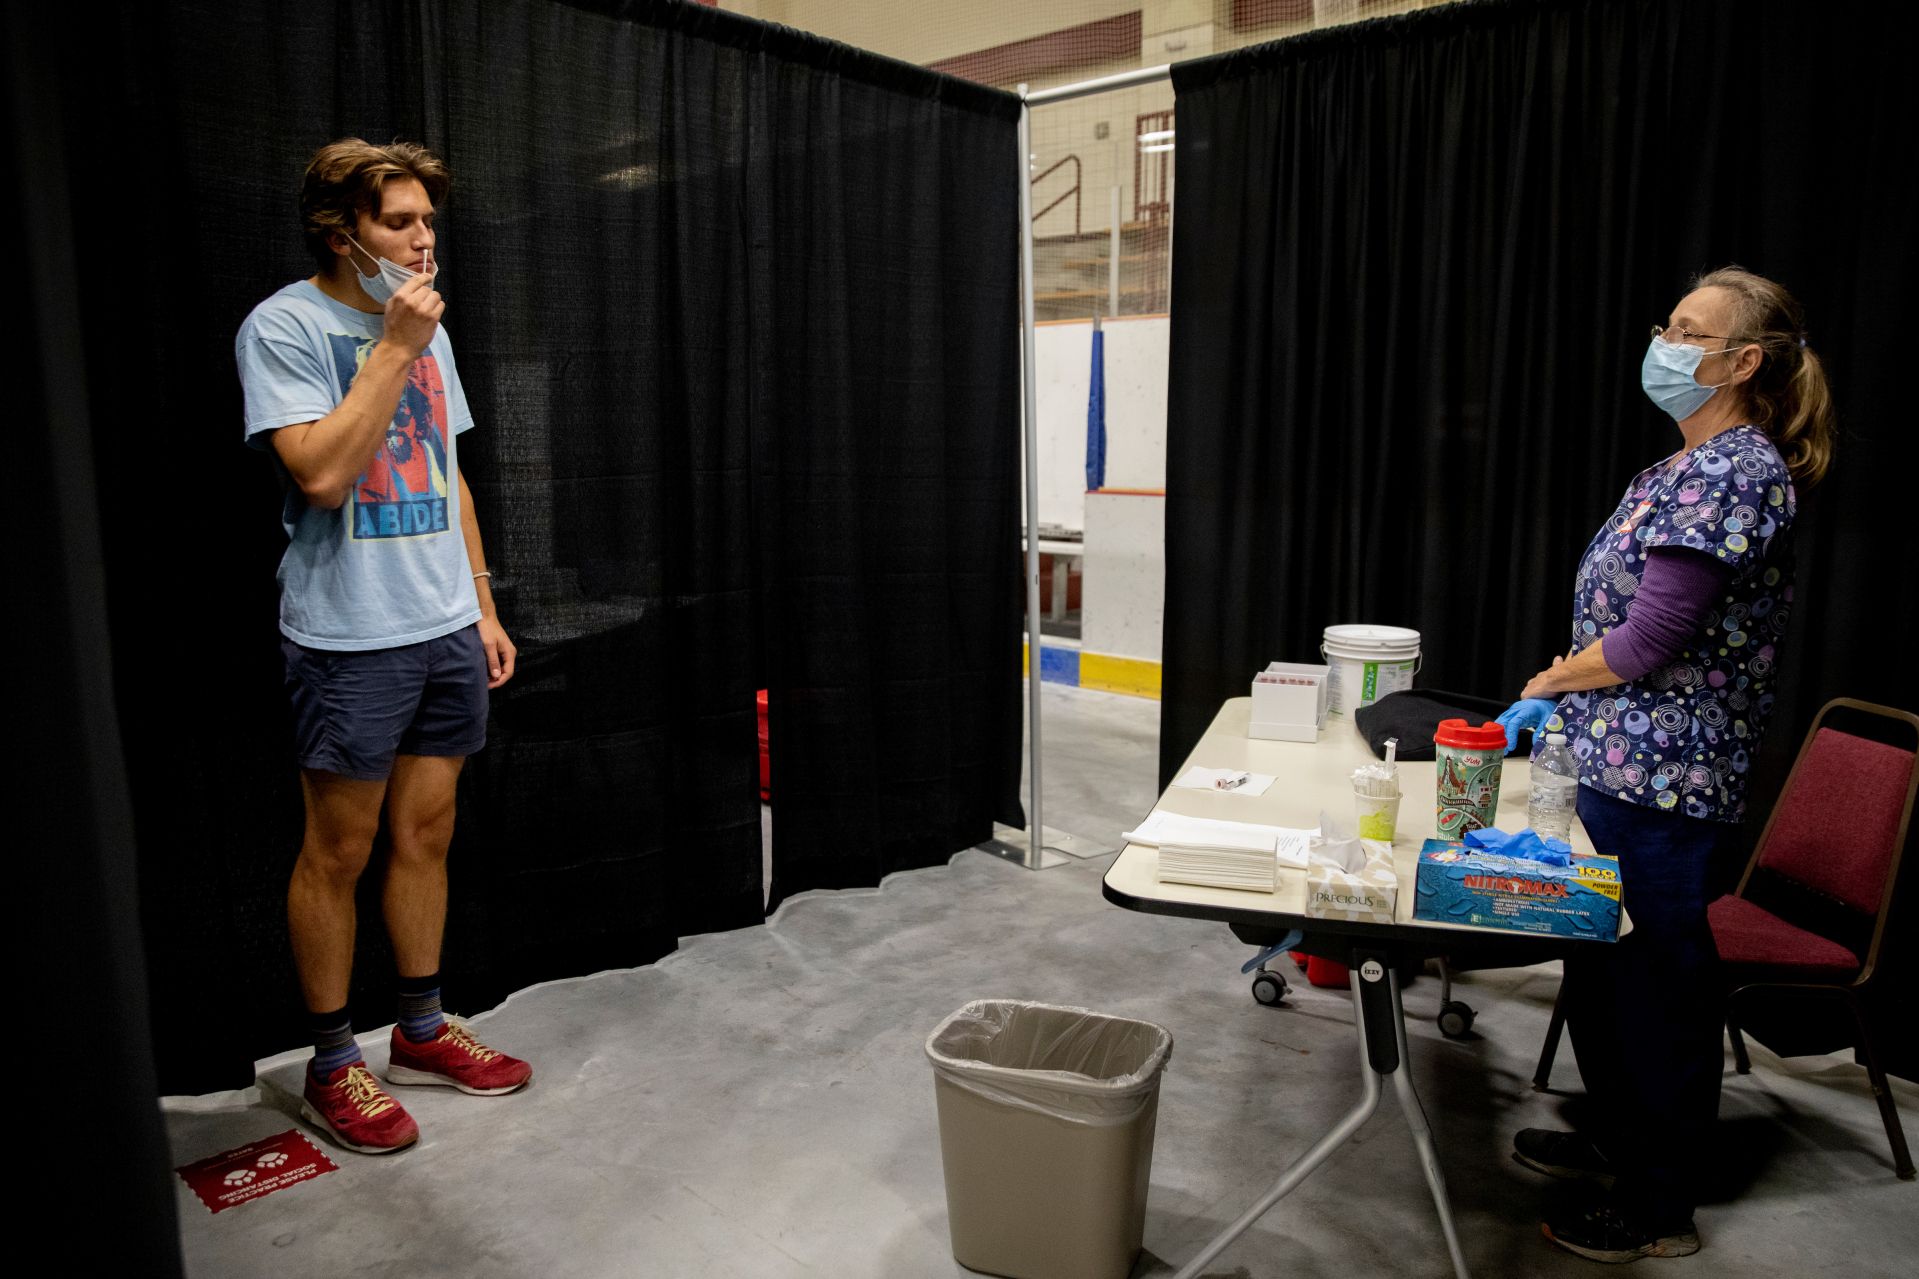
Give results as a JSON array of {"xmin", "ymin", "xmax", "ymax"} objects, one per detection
[
  {"xmin": 1303, "ymin": 838, "xmax": 1397, "ymax": 924},
  {"xmin": 1412, "ymin": 839, "xmax": 1622, "ymax": 941},
  {"xmin": 1248, "ymin": 662, "xmax": 1329, "ymax": 743}
]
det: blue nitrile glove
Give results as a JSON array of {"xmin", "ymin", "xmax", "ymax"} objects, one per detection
[
  {"xmin": 1464, "ymin": 827, "xmax": 1516, "ymax": 853},
  {"xmin": 1496, "ymin": 698, "xmax": 1557, "ymax": 754},
  {"xmin": 1465, "ymin": 827, "xmax": 1572, "ymax": 865},
  {"xmin": 1505, "ymin": 830, "xmax": 1573, "ymax": 866}
]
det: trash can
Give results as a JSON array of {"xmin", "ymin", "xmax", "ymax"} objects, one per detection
[
  {"xmin": 1303, "ymin": 954, "xmax": 1350, "ymax": 989},
  {"xmin": 925, "ymin": 1000, "xmax": 1174, "ymax": 1279}
]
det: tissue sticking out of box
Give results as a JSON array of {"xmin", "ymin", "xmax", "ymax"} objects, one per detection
[{"xmin": 1311, "ymin": 810, "xmax": 1365, "ymax": 873}]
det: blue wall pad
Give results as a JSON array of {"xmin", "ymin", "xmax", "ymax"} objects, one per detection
[{"xmin": 1039, "ymin": 646, "xmax": 1081, "ymax": 686}]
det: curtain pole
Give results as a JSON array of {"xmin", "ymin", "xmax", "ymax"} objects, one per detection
[
  {"xmin": 1003, "ymin": 69, "xmax": 1174, "ymax": 868},
  {"xmin": 1016, "ymin": 84, "xmax": 1046, "ymax": 869},
  {"xmin": 1025, "ymin": 63, "xmax": 1173, "ymax": 107}
]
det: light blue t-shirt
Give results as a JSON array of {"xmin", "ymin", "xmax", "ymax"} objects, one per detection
[{"xmin": 236, "ymin": 280, "xmax": 481, "ymax": 651}]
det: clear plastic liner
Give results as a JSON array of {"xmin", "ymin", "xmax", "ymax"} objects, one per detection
[{"xmin": 924, "ymin": 1000, "xmax": 1173, "ymax": 1127}]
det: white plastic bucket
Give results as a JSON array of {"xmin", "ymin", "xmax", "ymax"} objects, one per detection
[{"xmin": 1320, "ymin": 624, "xmax": 1421, "ymax": 716}]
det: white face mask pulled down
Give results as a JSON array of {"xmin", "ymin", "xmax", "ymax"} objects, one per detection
[{"xmin": 345, "ymin": 235, "xmax": 439, "ymax": 305}]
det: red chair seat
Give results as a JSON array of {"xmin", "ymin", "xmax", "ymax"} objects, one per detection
[{"xmin": 1709, "ymin": 894, "xmax": 1860, "ymax": 978}]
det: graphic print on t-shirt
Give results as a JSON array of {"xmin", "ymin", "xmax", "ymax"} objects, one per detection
[{"xmin": 325, "ymin": 333, "xmax": 451, "ymax": 541}]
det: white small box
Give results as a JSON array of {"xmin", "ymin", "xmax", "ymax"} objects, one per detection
[{"xmin": 1249, "ymin": 661, "xmax": 1329, "ymax": 742}]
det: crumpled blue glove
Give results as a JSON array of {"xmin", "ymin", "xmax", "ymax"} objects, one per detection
[
  {"xmin": 1495, "ymin": 698, "xmax": 1557, "ymax": 754},
  {"xmin": 1464, "ymin": 826, "xmax": 1574, "ymax": 866}
]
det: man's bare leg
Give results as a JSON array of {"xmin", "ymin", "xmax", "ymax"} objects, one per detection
[
  {"xmin": 382, "ymin": 753, "xmax": 463, "ymax": 978},
  {"xmin": 287, "ymin": 767, "xmax": 421, "ymax": 1154},
  {"xmin": 287, "ymin": 769, "xmax": 388, "ymax": 1013},
  {"xmin": 380, "ymin": 752, "xmax": 531, "ymax": 1093}
]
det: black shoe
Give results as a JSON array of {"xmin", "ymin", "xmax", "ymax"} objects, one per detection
[
  {"xmin": 1513, "ymin": 1128, "xmax": 1615, "ymax": 1188},
  {"xmin": 1541, "ymin": 1196, "xmax": 1701, "ymax": 1263}
]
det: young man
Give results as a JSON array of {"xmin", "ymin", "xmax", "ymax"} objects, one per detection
[{"xmin": 236, "ymin": 138, "xmax": 530, "ymax": 1155}]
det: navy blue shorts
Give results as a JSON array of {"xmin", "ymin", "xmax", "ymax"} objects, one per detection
[{"xmin": 280, "ymin": 625, "xmax": 489, "ymax": 781}]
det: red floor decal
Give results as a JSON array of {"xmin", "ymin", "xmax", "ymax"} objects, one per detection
[{"xmin": 177, "ymin": 1129, "xmax": 337, "ymax": 1214}]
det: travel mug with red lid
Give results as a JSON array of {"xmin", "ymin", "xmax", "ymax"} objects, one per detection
[{"xmin": 1434, "ymin": 718, "xmax": 1506, "ymax": 837}]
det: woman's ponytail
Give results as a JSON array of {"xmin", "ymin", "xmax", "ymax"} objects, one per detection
[{"xmin": 1694, "ymin": 266, "xmax": 1837, "ymax": 486}]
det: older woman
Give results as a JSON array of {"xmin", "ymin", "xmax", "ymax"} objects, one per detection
[{"xmin": 1496, "ymin": 267, "xmax": 1837, "ymax": 1263}]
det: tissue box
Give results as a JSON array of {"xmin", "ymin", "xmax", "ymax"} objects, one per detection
[
  {"xmin": 1250, "ymin": 661, "xmax": 1330, "ymax": 742},
  {"xmin": 1303, "ymin": 841, "xmax": 1398, "ymax": 924},
  {"xmin": 1413, "ymin": 839, "xmax": 1622, "ymax": 941}
]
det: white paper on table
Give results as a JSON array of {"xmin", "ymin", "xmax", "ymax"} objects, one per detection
[
  {"xmin": 1122, "ymin": 811, "xmax": 1313, "ymax": 868},
  {"xmin": 1273, "ymin": 830, "xmax": 1312, "ymax": 869},
  {"xmin": 1172, "ymin": 766, "xmax": 1277, "ymax": 797}
]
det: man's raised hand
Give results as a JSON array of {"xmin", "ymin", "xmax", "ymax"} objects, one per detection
[{"xmin": 384, "ymin": 271, "xmax": 444, "ymax": 359}]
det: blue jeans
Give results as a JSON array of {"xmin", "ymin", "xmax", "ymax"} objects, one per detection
[{"xmin": 1565, "ymin": 785, "xmax": 1731, "ymax": 1226}]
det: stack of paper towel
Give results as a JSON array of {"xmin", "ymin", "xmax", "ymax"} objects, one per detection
[
  {"xmin": 1126, "ymin": 810, "xmax": 1313, "ymax": 894},
  {"xmin": 1157, "ymin": 830, "xmax": 1281, "ymax": 891}
]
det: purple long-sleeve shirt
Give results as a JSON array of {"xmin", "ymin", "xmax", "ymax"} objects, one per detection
[{"xmin": 1602, "ymin": 547, "xmax": 1734, "ymax": 681}]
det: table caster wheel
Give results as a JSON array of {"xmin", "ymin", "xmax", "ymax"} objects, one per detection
[
  {"xmin": 1437, "ymin": 1000, "xmax": 1475, "ymax": 1038},
  {"xmin": 1251, "ymin": 969, "xmax": 1289, "ymax": 1006}
]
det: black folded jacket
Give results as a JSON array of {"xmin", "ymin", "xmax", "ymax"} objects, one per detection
[{"xmin": 1352, "ymin": 689, "xmax": 1522, "ymax": 760}]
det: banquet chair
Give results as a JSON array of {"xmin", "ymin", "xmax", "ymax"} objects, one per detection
[{"xmin": 1530, "ymin": 697, "xmax": 1919, "ymax": 1179}]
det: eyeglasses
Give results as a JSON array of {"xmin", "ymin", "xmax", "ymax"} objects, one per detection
[{"xmin": 1651, "ymin": 323, "xmax": 1747, "ymax": 347}]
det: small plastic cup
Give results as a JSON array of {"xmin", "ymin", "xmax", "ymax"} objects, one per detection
[{"xmin": 1354, "ymin": 787, "xmax": 1401, "ymax": 842}]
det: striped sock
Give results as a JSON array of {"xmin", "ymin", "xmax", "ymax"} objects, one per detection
[
  {"xmin": 397, "ymin": 973, "xmax": 446, "ymax": 1044},
  {"xmin": 309, "ymin": 1008, "xmax": 362, "ymax": 1080}
]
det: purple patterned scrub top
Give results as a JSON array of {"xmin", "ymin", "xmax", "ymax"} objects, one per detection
[{"xmin": 1546, "ymin": 424, "xmax": 1797, "ymax": 823}]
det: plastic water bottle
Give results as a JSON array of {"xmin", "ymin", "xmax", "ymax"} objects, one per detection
[{"xmin": 1528, "ymin": 733, "xmax": 1579, "ymax": 843}]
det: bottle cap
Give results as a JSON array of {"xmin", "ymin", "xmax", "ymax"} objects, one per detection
[{"xmin": 1547, "ymin": 733, "xmax": 1568, "ymax": 746}]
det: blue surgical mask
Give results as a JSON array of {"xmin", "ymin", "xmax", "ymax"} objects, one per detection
[
  {"xmin": 1640, "ymin": 336, "xmax": 1727, "ymax": 421},
  {"xmin": 345, "ymin": 235, "xmax": 438, "ymax": 305}
]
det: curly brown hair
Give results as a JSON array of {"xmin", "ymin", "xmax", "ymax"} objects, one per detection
[
  {"xmin": 299, "ymin": 138, "xmax": 450, "ymax": 269},
  {"xmin": 1693, "ymin": 266, "xmax": 1837, "ymax": 486}
]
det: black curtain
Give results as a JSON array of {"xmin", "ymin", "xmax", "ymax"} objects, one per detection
[
  {"xmin": 1164, "ymin": 0, "xmax": 1916, "ymax": 1069},
  {"xmin": 12, "ymin": 4, "xmax": 182, "ymax": 1266},
  {"xmin": 741, "ymin": 20, "xmax": 1026, "ymax": 910},
  {"xmin": 57, "ymin": 0, "xmax": 1021, "ymax": 1093}
]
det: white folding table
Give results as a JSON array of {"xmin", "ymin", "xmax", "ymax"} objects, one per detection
[{"xmin": 1104, "ymin": 697, "xmax": 1614, "ymax": 1279}]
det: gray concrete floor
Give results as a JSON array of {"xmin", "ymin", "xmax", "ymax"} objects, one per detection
[{"xmin": 166, "ymin": 682, "xmax": 1918, "ymax": 1277}]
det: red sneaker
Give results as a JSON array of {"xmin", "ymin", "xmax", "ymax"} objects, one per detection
[
  {"xmin": 300, "ymin": 1061, "xmax": 420, "ymax": 1155},
  {"xmin": 386, "ymin": 1022, "xmax": 532, "ymax": 1096}
]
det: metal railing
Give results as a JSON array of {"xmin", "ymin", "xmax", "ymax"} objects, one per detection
[
  {"xmin": 1031, "ymin": 153, "xmax": 1081, "ymax": 236},
  {"xmin": 1134, "ymin": 108, "xmax": 1172, "ymax": 225}
]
